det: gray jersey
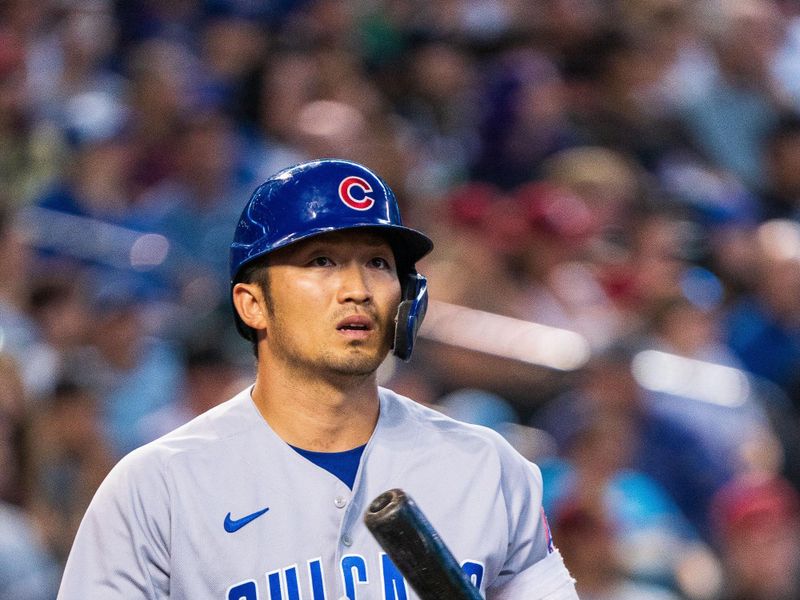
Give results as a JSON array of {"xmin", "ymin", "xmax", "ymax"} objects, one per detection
[{"xmin": 58, "ymin": 387, "xmax": 577, "ymax": 599}]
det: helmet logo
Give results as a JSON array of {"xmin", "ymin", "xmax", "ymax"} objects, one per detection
[{"xmin": 338, "ymin": 176, "xmax": 375, "ymax": 211}]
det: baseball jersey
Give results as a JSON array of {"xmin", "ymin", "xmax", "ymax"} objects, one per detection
[{"xmin": 58, "ymin": 387, "xmax": 578, "ymax": 599}]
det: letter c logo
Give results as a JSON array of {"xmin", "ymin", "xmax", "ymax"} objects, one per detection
[{"xmin": 339, "ymin": 176, "xmax": 375, "ymax": 211}]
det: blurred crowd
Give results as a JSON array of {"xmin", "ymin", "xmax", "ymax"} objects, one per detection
[{"xmin": 3, "ymin": 0, "xmax": 800, "ymax": 598}]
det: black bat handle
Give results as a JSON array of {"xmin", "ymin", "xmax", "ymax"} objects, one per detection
[{"xmin": 364, "ymin": 489, "xmax": 484, "ymax": 600}]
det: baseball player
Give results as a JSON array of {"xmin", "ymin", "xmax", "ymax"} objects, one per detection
[{"xmin": 58, "ymin": 159, "xmax": 578, "ymax": 599}]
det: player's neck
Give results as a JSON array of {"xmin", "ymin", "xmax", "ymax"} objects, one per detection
[{"xmin": 250, "ymin": 362, "xmax": 380, "ymax": 452}]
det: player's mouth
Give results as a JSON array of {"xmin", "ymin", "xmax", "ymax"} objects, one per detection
[{"xmin": 336, "ymin": 315, "xmax": 375, "ymax": 340}]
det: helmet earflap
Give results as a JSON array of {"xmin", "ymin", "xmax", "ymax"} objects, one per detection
[{"xmin": 393, "ymin": 272, "xmax": 428, "ymax": 361}]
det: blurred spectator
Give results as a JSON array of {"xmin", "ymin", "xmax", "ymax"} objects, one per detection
[
  {"xmin": 392, "ymin": 38, "xmax": 479, "ymax": 197},
  {"xmin": 0, "ymin": 205, "xmax": 58, "ymax": 397},
  {"xmin": 137, "ymin": 341, "xmax": 249, "ymax": 443},
  {"xmin": 24, "ymin": 1, "xmax": 124, "ymax": 122},
  {"xmin": 553, "ymin": 500, "xmax": 685, "ymax": 600},
  {"xmin": 645, "ymin": 294, "xmax": 730, "ymax": 364},
  {"xmin": 471, "ymin": 49, "xmax": 577, "ymax": 188},
  {"xmin": 27, "ymin": 381, "xmax": 113, "ymax": 565},
  {"xmin": 29, "ymin": 91, "xmax": 148, "ymax": 279},
  {"xmin": 536, "ymin": 344, "xmax": 734, "ymax": 541},
  {"xmin": 24, "ymin": 274, "xmax": 91, "ymax": 397},
  {"xmin": 124, "ymin": 38, "xmax": 199, "ymax": 194},
  {"xmin": 0, "ymin": 25, "xmax": 58, "ymax": 206},
  {"xmin": 540, "ymin": 146, "xmax": 642, "ymax": 234},
  {"xmin": 711, "ymin": 474, "xmax": 800, "ymax": 600},
  {"xmin": 724, "ymin": 219, "xmax": 800, "ymax": 403},
  {"xmin": 27, "ymin": 277, "xmax": 88, "ymax": 354},
  {"xmin": 509, "ymin": 178, "xmax": 625, "ymax": 349},
  {"xmin": 199, "ymin": 9, "xmax": 269, "ymax": 101},
  {"xmin": 610, "ymin": 207, "xmax": 687, "ymax": 311},
  {"xmin": 676, "ymin": 0, "xmax": 791, "ymax": 188},
  {"xmin": 540, "ymin": 410, "xmax": 723, "ymax": 597},
  {"xmin": 536, "ymin": 146, "xmax": 646, "ymax": 326},
  {"xmin": 641, "ymin": 295, "xmax": 782, "ymax": 472},
  {"xmin": 64, "ymin": 279, "xmax": 184, "ymax": 457},
  {"xmin": 560, "ymin": 25, "xmax": 689, "ymax": 172},
  {"xmin": 425, "ymin": 181, "xmax": 523, "ymax": 314},
  {"xmin": 136, "ymin": 106, "xmax": 257, "ymax": 310}
]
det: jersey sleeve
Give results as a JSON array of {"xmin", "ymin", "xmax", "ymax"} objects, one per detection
[
  {"xmin": 57, "ymin": 447, "xmax": 172, "ymax": 599},
  {"xmin": 486, "ymin": 437, "xmax": 578, "ymax": 599},
  {"xmin": 487, "ymin": 550, "xmax": 578, "ymax": 600}
]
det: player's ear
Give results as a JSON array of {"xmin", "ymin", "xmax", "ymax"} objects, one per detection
[{"xmin": 232, "ymin": 282, "xmax": 268, "ymax": 333}]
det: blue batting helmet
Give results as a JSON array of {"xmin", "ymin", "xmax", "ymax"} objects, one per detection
[{"xmin": 230, "ymin": 158, "xmax": 434, "ymax": 360}]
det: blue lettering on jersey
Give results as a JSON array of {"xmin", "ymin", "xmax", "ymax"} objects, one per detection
[
  {"xmin": 308, "ymin": 558, "xmax": 326, "ymax": 600},
  {"xmin": 380, "ymin": 553, "xmax": 408, "ymax": 600},
  {"xmin": 225, "ymin": 553, "xmax": 483, "ymax": 599},
  {"xmin": 227, "ymin": 579, "xmax": 258, "ymax": 600},
  {"xmin": 267, "ymin": 569, "xmax": 283, "ymax": 599},
  {"xmin": 461, "ymin": 561, "xmax": 485, "ymax": 589},
  {"xmin": 341, "ymin": 555, "xmax": 368, "ymax": 599},
  {"xmin": 224, "ymin": 507, "xmax": 270, "ymax": 533},
  {"xmin": 285, "ymin": 565, "xmax": 301, "ymax": 600}
]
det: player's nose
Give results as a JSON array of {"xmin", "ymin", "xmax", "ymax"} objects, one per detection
[{"xmin": 337, "ymin": 262, "xmax": 372, "ymax": 304}]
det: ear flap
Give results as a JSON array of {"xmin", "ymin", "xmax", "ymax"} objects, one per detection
[{"xmin": 393, "ymin": 273, "xmax": 428, "ymax": 361}]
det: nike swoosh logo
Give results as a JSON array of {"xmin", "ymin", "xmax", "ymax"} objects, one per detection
[{"xmin": 224, "ymin": 507, "xmax": 270, "ymax": 533}]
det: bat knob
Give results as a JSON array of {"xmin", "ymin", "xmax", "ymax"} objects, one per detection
[{"xmin": 367, "ymin": 488, "xmax": 405, "ymax": 516}]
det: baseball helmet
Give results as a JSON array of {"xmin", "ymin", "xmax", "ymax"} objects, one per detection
[{"xmin": 230, "ymin": 159, "xmax": 434, "ymax": 360}]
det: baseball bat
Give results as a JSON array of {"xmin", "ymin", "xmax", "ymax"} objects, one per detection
[{"xmin": 364, "ymin": 488, "xmax": 483, "ymax": 600}]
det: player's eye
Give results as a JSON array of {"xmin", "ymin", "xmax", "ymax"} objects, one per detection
[
  {"xmin": 309, "ymin": 256, "xmax": 334, "ymax": 267},
  {"xmin": 370, "ymin": 257, "xmax": 392, "ymax": 270}
]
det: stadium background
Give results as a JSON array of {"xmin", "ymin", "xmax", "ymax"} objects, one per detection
[{"xmin": 2, "ymin": 0, "xmax": 800, "ymax": 598}]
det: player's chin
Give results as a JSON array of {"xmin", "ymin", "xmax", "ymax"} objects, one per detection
[
  {"xmin": 332, "ymin": 345, "xmax": 389, "ymax": 376},
  {"xmin": 329, "ymin": 360, "xmax": 384, "ymax": 378}
]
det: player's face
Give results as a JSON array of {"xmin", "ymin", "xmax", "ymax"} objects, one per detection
[{"xmin": 261, "ymin": 230, "xmax": 402, "ymax": 378}]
